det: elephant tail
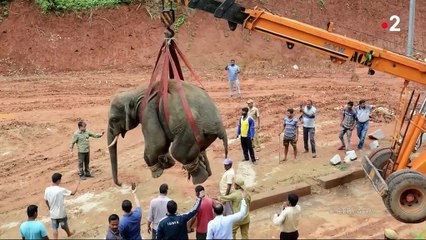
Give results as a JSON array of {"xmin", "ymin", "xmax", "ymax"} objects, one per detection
[{"xmin": 219, "ymin": 128, "xmax": 229, "ymax": 159}]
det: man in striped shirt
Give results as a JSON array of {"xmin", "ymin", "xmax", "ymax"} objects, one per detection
[
  {"xmin": 338, "ymin": 101, "xmax": 357, "ymax": 151},
  {"xmin": 279, "ymin": 108, "xmax": 299, "ymax": 161}
]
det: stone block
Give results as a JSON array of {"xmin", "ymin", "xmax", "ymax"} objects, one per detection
[{"xmin": 250, "ymin": 182, "xmax": 311, "ymax": 211}]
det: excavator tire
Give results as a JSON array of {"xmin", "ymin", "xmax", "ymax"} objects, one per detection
[
  {"xmin": 369, "ymin": 147, "xmax": 393, "ymax": 170},
  {"xmin": 368, "ymin": 147, "xmax": 395, "ymax": 201},
  {"xmin": 385, "ymin": 171, "xmax": 426, "ymax": 223},
  {"xmin": 385, "ymin": 169, "xmax": 423, "ymax": 186}
]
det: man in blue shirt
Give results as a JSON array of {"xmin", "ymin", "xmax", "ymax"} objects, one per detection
[
  {"xmin": 156, "ymin": 193, "xmax": 204, "ymax": 240},
  {"xmin": 355, "ymin": 99, "xmax": 374, "ymax": 150},
  {"xmin": 225, "ymin": 59, "xmax": 241, "ymax": 98},
  {"xmin": 106, "ymin": 214, "xmax": 122, "ymax": 240},
  {"xmin": 119, "ymin": 189, "xmax": 142, "ymax": 240},
  {"xmin": 20, "ymin": 205, "xmax": 49, "ymax": 240}
]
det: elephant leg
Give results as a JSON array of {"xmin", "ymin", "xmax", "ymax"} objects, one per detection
[
  {"xmin": 200, "ymin": 151, "xmax": 212, "ymax": 177},
  {"xmin": 142, "ymin": 117, "xmax": 171, "ymax": 179},
  {"xmin": 158, "ymin": 153, "xmax": 176, "ymax": 169},
  {"xmin": 170, "ymin": 138, "xmax": 209, "ymax": 185}
]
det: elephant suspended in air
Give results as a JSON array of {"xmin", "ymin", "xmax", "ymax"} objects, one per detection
[{"xmin": 107, "ymin": 80, "xmax": 228, "ymax": 186}]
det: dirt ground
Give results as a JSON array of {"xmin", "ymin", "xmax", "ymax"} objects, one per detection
[
  {"xmin": 1, "ymin": 0, "xmax": 426, "ymax": 238},
  {"xmin": 1, "ymin": 68, "xmax": 425, "ymax": 239}
]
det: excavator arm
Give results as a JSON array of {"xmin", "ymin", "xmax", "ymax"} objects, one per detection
[
  {"xmin": 174, "ymin": 0, "xmax": 426, "ymax": 84},
  {"xmin": 162, "ymin": 0, "xmax": 426, "ymax": 224}
]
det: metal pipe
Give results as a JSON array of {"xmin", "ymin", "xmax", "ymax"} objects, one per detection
[
  {"xmin": 406, "ymin": 0, "xmax": 416, "ymax": 57},
  {"xmin": 420, "ymin": 95, "xmax": 426, "ymax": 115},
  {"xmin": 392, "ymin": 90, "xmax": 415, "ymax": 149},
  {"xmin": 393, "ymin": 93, "xmax": 421, "ymax": 171}
]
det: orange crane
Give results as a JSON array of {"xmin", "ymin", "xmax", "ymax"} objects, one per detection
[{"xmin": 157, "ymin": 0, "xmax": 426, "ymax": 223}]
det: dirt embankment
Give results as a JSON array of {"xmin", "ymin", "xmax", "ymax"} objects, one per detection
[
  {"xmin": 0, "ymin": 0, "xmax": 425, "ymax": 75},
  {"xmin": 0, "ymin": 0, "xmax": 426, "ymax": 239}
]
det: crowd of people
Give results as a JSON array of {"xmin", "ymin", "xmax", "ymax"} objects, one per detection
[
  {"xmin": 19, "ymin": 170, "xmax": 302, "ymax": 240},
  {"xmin": 226, "ymin": 59, "xmax": 374, "ymax": 163},
  {"xmin": 17, "ymin": 60, "xmax": 391, "ymax": 240}
]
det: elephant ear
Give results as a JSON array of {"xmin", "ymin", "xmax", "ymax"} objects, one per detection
[{"xmin": 124, "ymin": 101, "xmax": 133, "ymax": 131}]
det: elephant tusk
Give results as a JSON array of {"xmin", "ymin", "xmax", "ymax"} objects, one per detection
[{"xmin": 108, "ymin": 136, "xmax": 118, "ymax": 148}]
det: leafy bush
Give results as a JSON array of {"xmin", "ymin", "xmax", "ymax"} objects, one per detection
[
  {"xmin": 0, "ymin": 0, "xmax": 10, "ymax": 22},
  {"xmin": 36, "ymin": 0, "xmax": 136, "ymax": 12},
  {"xmin": 174, "ymin": 14, "xmax": 187, "ymax": 33}
]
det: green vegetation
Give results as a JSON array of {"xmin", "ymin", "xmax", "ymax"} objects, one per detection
[
  {"xmin": 335, "ymin": 164, "xmax": 348, "ymax": 171},
  {"xmin": 409, "ymin": 230, "xmax": 425, "ymax": 239},
  {"xmin": 174, "ymin": 14, "xmax": 187, "ymax": 33},
  {"xmin": 318, "ymin": 0, "xmax": 326, "ymax": 9},
  {"xmin": 35, "ymin": 0, "xmax": 136, "ymax": 12},
  {"xmin": 0, "ymin": 0, "xmax": 10, "ymax": 22}
]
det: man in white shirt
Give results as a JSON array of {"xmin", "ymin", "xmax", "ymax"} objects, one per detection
[
  {"xmin": 225, "ymin": 59, "xmax": 241, "ymax": 98},
  {"xmin": 147, "ymin": 183, "xmax": 170, "ymax": 239},
  {"xmin": 299, "ymin": 100, "xmax": 317, "ymax": 158},
  {"xmin": 355, "ymin": 99, "xmax": 375, "ymax": 150},
  {"xmin": 272, "ymin": 193, "xmax": 301, "ymax": 240},
  {"xmin": 44, "ymin": 173, "xmax": 80, "ymax": 239},
  {"xmin": 219, "ymin": 159, "xmax": 235, "ymax": 216},
  {"xmin": 206, "ymin": 192, "xmax": 248, "ymax": 239}
]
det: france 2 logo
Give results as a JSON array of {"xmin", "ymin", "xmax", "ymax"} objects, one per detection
[{"xmin": 381, "ymin": 15, "xmax": 401, "ymax": 32}]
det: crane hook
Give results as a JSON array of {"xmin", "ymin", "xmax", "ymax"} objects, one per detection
[{"xmin": 160, "ymin": 0, "xmax": 176, "ymax": 40}]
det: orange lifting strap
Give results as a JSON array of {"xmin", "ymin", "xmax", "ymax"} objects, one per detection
[{"xmin": 138, "ymin": 39, "xmax": 205, "ymax": 147}]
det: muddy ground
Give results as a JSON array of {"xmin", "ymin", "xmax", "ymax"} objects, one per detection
[
  {"xmin": 1, "ymin": 0, "xmax": 426, "ymax": 238},
  {"xmin": 1, "ymin": 69, "xmax": 425, "ymax": 238}
]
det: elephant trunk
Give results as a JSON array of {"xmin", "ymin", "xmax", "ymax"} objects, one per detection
[{"xmin": 108, "ymin": 129, "xmax": 121, "ymax": 186}]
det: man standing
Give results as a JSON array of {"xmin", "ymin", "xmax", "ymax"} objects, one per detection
[
  {"xmin": 147, "ymin": 184, "xmax": 170, "ymax": 239},
  {"xmin": 156, "ymin": 195, "xmax": 203, "ymax": 240},
  {"xmin": 219, "ymin": 178, "xmax": 251, "ymax": 239},
  {"xmin": 225, "ymin": 59, "xmax": 241, "ymax": 98},
  {"xmin": 272, "ymin": 193, "xmax": 301, "ymax": 240},
  {"xmin": 70, "ymin": 120, "xmax": 104, "ymax": 180},
  {"xmin": 338, "ymin": 101, "xmax": 357, "ymax": 151},
  {"xmin": 188, "ymin": 185, "xmax": 215, "ymax": 240},
  {"xmin": 300, "ymin": 100, "xmax": 317, "ymax": 158},
  {"xmin": 279, "ymin": 109, "xmax": 299, "ymax": 162},
  {"xmin": 247, "ymin": 99, "xmax": 261, "ymax": 152},
  {"xmin": 207, "ymin": 192, "xmax": 248, "ymax": 239},
  {"xmin": 236, "ymin": 107, "xmax": 257, "ymax": 164},
  {"xmin": 119, "ymin": 189, "xmax": 142, "ymax": 240},
  {"xmin": 44, "ymin": 173, "xmax": 79, "ymax": 239},
  {"xmin": 20, "ymin": 205, "xmax": 49, "ymax": 240},
  {"xmin": 355, "ymin": 100, "xmax": 374, "ymax": 150},
  {"xmin": 220, "ymin": 159, "xmax": 235, "ymax": 216},
  {"xmin": 106, "ymin": 214, "xmax": 122, "ymax": 240}
]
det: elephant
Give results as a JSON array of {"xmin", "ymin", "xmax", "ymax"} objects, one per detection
[{"xmin": 107, "ymin": 79, "xmax": 228, "ymax": 186}]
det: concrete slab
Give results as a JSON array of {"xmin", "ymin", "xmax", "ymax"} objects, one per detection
[
  {"xmin": 330, "ymin": 154, "xmax": 341, "ymax": 165},
  {"xmin": 368, "ymin": 129, "xmax": 385, "ymax": 140},
  {"xmin": 370, "ymin": 140, "xmax": 379, "ymax": 150},
  {"xmin": 250, "ymin": 182, "xmax": 311, "ymax": 211},
  {"xmin": 318, "ymin": 168, "xmax": 365, "ymax": 189}
]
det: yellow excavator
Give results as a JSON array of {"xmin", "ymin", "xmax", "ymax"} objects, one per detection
[{"xmin": 159, "ymin": 0, "xmax": 426, "ymax": 223}]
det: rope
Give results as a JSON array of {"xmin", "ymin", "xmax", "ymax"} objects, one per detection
[{"xmin": 183, "ymin": 154, "xmax": 200, "ymax": 174}]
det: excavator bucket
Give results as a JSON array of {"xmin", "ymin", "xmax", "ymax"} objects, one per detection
[{"xmin": 362, "ymin": 155, "xmax": 388, "ymax": 197}]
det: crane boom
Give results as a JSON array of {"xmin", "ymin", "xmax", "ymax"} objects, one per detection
[{"xmin": 176, "ymin": 0, "xmax": 426, "ymax": 85}]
